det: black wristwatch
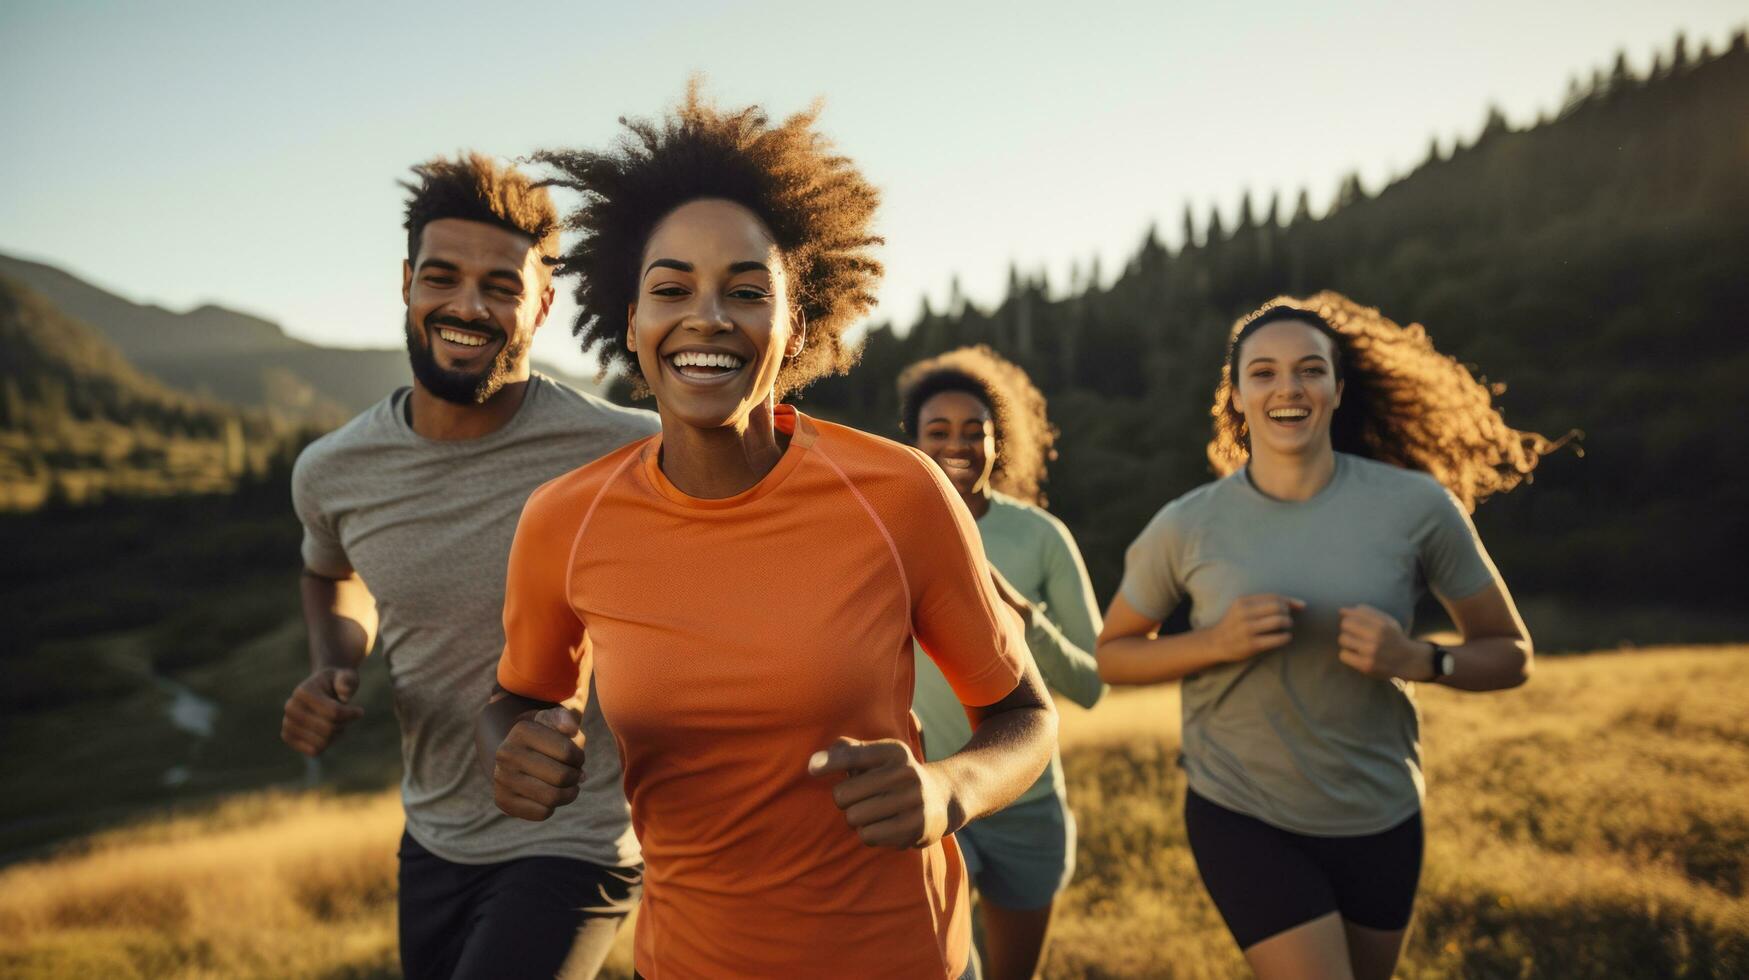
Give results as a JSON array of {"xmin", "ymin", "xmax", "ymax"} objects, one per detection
[{"xmin": 1429, "ymin": 643, "xmax": 1455, "ymax": 681}]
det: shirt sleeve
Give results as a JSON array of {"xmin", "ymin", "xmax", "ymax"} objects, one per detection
[
  {"xmin": 290, "ymin": 445, "xmax": 352, "ymax": 578},
  {"xmin": 901, "ymin": 452, "xmax": 1028, "ymax": 709},
  {"xmin": 1029, "ymin": 515, "xmax": 1107, "ymax": 709},
  {"xmin": 1418, "ymin": 484, "xmax": 1497, "ymax": 602},
  {"xmin": 1117, "ymin": 503, "xmax": 1186, "ymax": 623},
  {"xmin": 496, "ymin": 480, "xmax": 591, "ymax": 703}
]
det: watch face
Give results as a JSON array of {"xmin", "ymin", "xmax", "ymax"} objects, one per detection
[{"xmin": 1438, "ymin": 651, "xmax": 1455, "ymax": 677}]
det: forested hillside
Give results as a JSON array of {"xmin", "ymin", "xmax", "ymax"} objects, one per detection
[
  {"xmin": 798, "ymin": 32, "xmax": 1749, "ymax": 615},
  {"xmin": 0, "ymin": 277, "xmax": 300, "ymax": 509}
]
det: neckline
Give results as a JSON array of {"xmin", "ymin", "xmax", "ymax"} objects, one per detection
[
  {"xmin": 639, "ymin": 404, "xmax": 816, "ymax": 509},
  {"xmin": 1238, "ymin": 452, "xmax": 1349, "ymax": 507},
  {"xmin": 394, "ymin": 373, "xmax": 545, "ymax": 449}
]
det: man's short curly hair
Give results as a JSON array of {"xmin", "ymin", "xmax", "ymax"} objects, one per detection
[
  {"xmin": 535, "ymin": 85, "xmax": 883, "ymax": 399},
  {"xmin": 898, "ymin": 345, "xmax": 1058, "ymax": 507},
  {"xmin": 400, "ymin": 152, "xmax": 560, "ymax": 272},
  {"xmin": 1210, "ymin": 292, "xmax": 1562, "ymax": 510}
]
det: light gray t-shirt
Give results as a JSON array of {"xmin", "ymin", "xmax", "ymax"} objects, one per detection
[
  {"xmin": 1119, "ymin": 453, "xmax": 1495, "ymax": 836},
  {"xmin": 291, "ymin": 374, "xmax": 659, "ymax": 865}
]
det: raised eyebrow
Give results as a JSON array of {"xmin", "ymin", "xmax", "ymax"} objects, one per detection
[{"xmin": 644, "ymin": 258, "xmax": 693, "ymax": 276}]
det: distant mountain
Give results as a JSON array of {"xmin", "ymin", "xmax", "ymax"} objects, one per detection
[
  {"xmin": 0, "ymin": 276, "xmax": 292, "ymax": 509},
  {"xmin": 0, "ymin": 253, "xmax": 607, "ymax": 422}
]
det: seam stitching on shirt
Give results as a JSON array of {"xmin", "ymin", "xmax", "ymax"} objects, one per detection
[
  {"xmin": 814, "ymin": 446, "xmax": 914, "ymax": 637},
  {"xmin": 565, "ymin": 450, "xmax": 643, "ymax": 626}
]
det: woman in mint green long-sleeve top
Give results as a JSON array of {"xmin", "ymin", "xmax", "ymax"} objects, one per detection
[{"xmin": 899, "ymin": 346, "xmax": 1106, "ymax": 980}]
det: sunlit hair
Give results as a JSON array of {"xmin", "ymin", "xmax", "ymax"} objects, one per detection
[
  {"xmin": 535, "ymin": 83, "xmax": 883, "ymax": 398},
  {"xmin": 898, "ymin": 345, "xmax": 1057, "ymax": 507},
  {"xmin": 1209, "ymin": 292, "xmax": 1559, "ymax": 510},
  {"xmin": 400, "ymin": 152, "xmax": 560, "ymax": 273}
]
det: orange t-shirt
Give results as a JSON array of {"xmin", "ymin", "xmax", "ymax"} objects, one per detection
[{"xmin": 497, "ymin": 405, "xmax": 1026, "ymax": 979}]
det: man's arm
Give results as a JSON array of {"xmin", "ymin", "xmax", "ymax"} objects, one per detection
[{"xmin": 281, "ymin": 568, "xmax": 376, "ymax": 757}]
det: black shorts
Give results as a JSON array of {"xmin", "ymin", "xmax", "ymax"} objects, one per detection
[
  {"xmin": 1183, "ymin": 789, "xmax": 1423, "ymax": 950},
  {"xmin": 398, "ymin": 830, "xmax": 642, "ymax": 980}
]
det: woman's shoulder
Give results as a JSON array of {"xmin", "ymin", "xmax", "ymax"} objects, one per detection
[
  {"xmin": 1339, "ymin": 453, "xmax": 1452, "ymax": 505},
  {"xmin": 806, "ymin": 414, "xmax": 940, "ymax": 485},
  {"xmin": 987, "ymin": 491, "xmax": 1072, "ymax": 541},
  {"xmin": 522, "ymin": 437, "xmax": 654, "ymax": 521},
  {"xmin": 1156, "ymin": 472, "xmax": 1239, "ymax": 522}
]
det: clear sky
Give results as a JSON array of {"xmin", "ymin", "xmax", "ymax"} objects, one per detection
[{"xmin": 2, "ymin": 1, "xmax": 1742, "ymax": 376}]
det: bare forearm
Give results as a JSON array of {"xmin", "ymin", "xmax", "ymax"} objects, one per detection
[
  {"xmin": 937, "ymin": 656, "xmax": 1057, "ymax": 830},
  {"xmin": 932, "ymin": 703, "xmax": 1055, "ymax": 831},
  {"xmin": 1097, "ymin": 628, "xmax": 1228, "ymax": 686},
  {"xmin": 300, "ymin": 570, "xmax": 376, "ymax": 672},
  {"xmin": 1436, "ymin": 635, "xmax": 1533, "ymax": 691},
  {"xmin": 476, "ymin": 684, "xmax": 557, "ymax": 782}
]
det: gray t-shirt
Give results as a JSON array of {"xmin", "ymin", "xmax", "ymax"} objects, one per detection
[
  {"xmin": 1119, "ymin": 453, "xmax": 1495, "ymax": 836},
  {"xmin": 291, "ymin": 374, "xmax": 659, "ymax": 865}
]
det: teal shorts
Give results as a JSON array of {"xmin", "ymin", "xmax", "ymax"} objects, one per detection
[{"xmin": 956, "ymin": 793, "xmax": 1076, "ymax": 910}]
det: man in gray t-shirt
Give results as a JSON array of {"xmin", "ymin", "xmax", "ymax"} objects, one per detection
[{"xmin": 281, "ymin": 154, "xmax": 658, "ymax": 980}]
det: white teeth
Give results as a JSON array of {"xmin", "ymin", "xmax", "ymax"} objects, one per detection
[
  {"xmin": 669, "ymin": 351, "xmax": 746, "ymax": 370},
  {"xmin": 1267, "ymin": 407, "xmax": 1310, "ymax": 421},
  {"xmin": 438, "ymin": 328, "xmax": 489, "ymax": 348},
  {"xmin": 940, "ymin": 459, "xmax": 973, "ymax": 469}
]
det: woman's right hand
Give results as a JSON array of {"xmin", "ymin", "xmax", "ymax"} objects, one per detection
[
  {"xmin": 1207, "ymin": 594, "xmax": 1306, "ymax": 662},
  {"xmin": 492, "ymin": 706, "xmax": 586, "ymax": 822}
]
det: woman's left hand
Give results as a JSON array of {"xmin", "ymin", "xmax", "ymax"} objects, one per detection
[
  {"xmin": 1337, "ymin": 605, "xmax": 1432, "ymax": 681},
  {"xmin": 808, "ymin": 737, "xmax": 952, "ymax": 849}
]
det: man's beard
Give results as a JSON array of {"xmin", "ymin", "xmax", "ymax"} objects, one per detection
[{"xmin": 404, "ymin": 312, "xmax": 529, "ymax": 405}]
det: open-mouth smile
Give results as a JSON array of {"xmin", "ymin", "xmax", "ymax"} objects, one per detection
[
  {"xmin": 433, "ymin": 325, "xmax": 500, "ymax": 356},
  {"xmin": 665, "ymin": 350, "xmax": 749, "ymax": 384}
]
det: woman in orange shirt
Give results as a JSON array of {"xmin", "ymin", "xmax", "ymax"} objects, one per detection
[{"xmin": 477, "ymin": 88, "xmax": 1057, "ymax": 979}]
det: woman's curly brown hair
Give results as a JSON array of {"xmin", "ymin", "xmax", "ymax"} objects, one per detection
[
  {"xmin": 1210, "ymin": 292, "xmax": 1561, "ymax": 510},
  {"xmin": 534, "ymin": 83, "xmax": 883, "ymax": 399},
  {"xmin": 898, "ymin": 345, "xmax": 1057, "ymax": 506}
]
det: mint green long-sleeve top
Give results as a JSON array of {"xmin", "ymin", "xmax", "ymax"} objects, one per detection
[{"xmin": 912, "ymin": 491, "xmax": 1107, "ymax": 806}]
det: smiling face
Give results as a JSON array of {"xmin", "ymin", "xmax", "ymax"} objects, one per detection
[
  {"xmin": 401, "ymin": 217, "xmax": 553, "ymax": 404},
  {"xmin": 915, "ymin": 389, "xmax": 996, "ymax": 504},
  {"xmin": 627, "ymin": 198, "xmax": 800, "ymax": 432},
  {"xmin": 1231, "ymin": 319, "xmax": 1343, "ymax": 459}
]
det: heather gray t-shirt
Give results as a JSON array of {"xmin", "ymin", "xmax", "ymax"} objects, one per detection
[
  {"xmin": 1119, "ymin": 453, "xmax": 1495, "ymax": 836},
  {"xmin": 292, "ymin": 374, "xmax": 659, "ymax": 865}
]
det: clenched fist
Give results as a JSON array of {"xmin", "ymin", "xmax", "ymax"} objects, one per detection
[
  {"xmin": 1209, "ymin": 594, "xmax": 1307, "ymax": 663},
  {"xmin": 493, "ymin": 706, "xmax": 586, "ymax": 822},
  {"xmin": 808, "ymin": 737, "xmax": 952, "ymax": 850},
  {"xmin": 1337, "ymin": 604, "xmax": 1432, "ymax": 681},
  {"xmin": 282, "ymin": 667, "xmax": 363, "ymax": 756}
]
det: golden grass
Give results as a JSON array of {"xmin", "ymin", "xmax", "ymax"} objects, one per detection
[{"xmin": 2, "ymin": 646, "xmax": 1745, "ymax": 978}]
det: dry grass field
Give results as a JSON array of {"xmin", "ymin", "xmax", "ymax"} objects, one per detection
[{"xmin": 1, "ymin": 645, "xmax": 1744, "ymax": 979}]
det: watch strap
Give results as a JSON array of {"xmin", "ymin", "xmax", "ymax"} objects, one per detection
[{"xmin": 1430, "ymin": 643, "xmax": 1452, "ymax": 680}]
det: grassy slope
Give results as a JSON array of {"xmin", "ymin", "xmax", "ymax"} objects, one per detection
[{"xmin": 1, "ymin": 646, "xmax": 1744, "ymax": 979}]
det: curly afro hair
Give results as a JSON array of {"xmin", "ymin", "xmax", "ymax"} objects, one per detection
[
  {"xmin": 898, "ymin": 345, "xmax": 1058, "ymax": 507},
  {"xmin": 400, "ymin": 152, "xmax": 560, "ymax": 272},
  {"xmin": 1209, "ymin": 292, "xmax": 1563, "ymax": 510},
  {"xmin": 534, "ymin": 84, "xmax": 883, "ymax": 399}
]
